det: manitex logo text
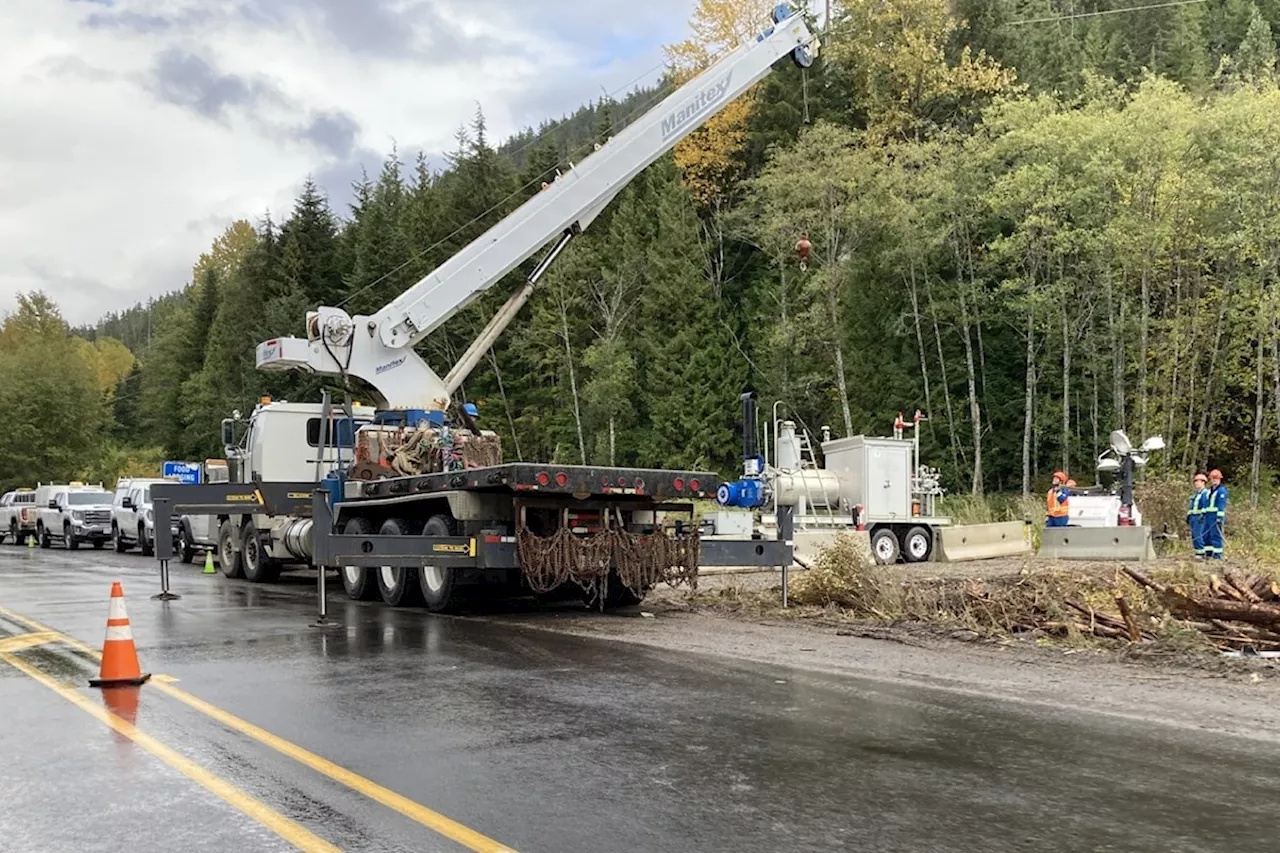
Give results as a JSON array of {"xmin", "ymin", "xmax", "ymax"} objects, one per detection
[
  {"xmin": 376, "ymin": 356, "xmax": 406, "ymax": 375},
  {"xmin": 661, "ymin": 74, "xmax": 732, "ymax": 141}
]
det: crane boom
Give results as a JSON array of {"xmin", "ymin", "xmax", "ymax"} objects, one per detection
[{"xmin": 256, "ymin": 5, "xmax": 817, "ymax": 410}]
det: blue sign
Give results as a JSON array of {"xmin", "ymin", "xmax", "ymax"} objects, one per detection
[{"xmin": 163, "ymin": 461, "xmax": 202, "ymax": 484}]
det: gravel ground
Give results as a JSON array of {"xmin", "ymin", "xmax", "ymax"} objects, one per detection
[{"xmin": 481, "ymin": 554, "xmax": 1280, "ymax": 742}]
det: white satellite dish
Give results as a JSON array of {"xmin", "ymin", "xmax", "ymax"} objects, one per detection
[
  {"xmin": 1110, "ymin": 430, "xmax": 1132, "ymax": 455},
  {"xmin": 1097, "ymin": 458, "xmax": 1122, "ymax": 473}
]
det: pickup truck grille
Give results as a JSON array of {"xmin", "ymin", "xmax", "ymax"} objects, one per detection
[{"xmin": 83, "ymin": 510, "xmax": 112, "ymax": 526}]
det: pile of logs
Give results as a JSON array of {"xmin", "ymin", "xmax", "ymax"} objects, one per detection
[{"xmin": 1122, "ymin": 566, "xmax": 1280, "ymax": 651}]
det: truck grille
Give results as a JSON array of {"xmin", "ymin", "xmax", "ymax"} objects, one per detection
[{"xmin": 84, "ymin": 510, "xmax": 112, "ymax": 526}]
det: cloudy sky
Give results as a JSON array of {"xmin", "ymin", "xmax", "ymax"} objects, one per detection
[{"xmin": 0, "ymin": 0, "xmax": 696, "ymax": 324}]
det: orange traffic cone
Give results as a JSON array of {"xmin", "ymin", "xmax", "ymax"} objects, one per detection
[{"xmin": 89, "ymin": 582, "xmax": 151, "ymax": 688}]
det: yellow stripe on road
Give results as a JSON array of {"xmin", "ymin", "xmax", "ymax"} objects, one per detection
[
  {"xmin": 0, "ymin": 631, "xmax": 61, "ymax": 653},
  {"xmin": 0, "ymin": 604, "xmax": 519, "ymax": 853},
  {"xmin": 0, "ymin": 651, "xmax": 340, "ymax": 853}
]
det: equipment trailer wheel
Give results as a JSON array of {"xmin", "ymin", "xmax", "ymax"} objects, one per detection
[
  {"xmin": 339, "ymin": 517, "xmax": 380, "ymax": 601},
  {"xmin": 139, "ymin": 524, "xmax": 155, "ymax": 557},
  {"xmin": 376, "ymin": 518, "xmax": 423, "ymax": 607},
  {"xmin": 218, "ymin": 521, "xmax": 244, "ymax": 578},
  {"xmin": 870, "ymin": 528, "xmax": 900, "ymax": 565},
  {"xmin": 419, "ymin": 514, "xmax": 461, "ymax": 613},
  {"xmin": 241, "ymin": 522, "xmax": 280, "ymax": 583},
  {"xmin": 901, "ymin": 526, "xmax": 933, "ymax": 563},
  {"xmin": 113, "ymin": 524, "xmax": 128, "ymax": 552}
]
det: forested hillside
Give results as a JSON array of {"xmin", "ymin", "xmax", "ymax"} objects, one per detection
[{"xmin": 9, "ymin": 0, "xmax": 1280, "ymax": 503}]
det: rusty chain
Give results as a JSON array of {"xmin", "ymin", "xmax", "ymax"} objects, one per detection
[{"xmin": 516, "ymin": 513, "xmax": 700, "ymax": 606}]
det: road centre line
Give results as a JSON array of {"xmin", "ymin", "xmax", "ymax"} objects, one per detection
[
  {"xmin": 0, "ymin": 650, "xmax": 340, "ymax": 853},
  {"xmin": 0, "ymin": 603, "xmax": 519, "ymax": 853},
  {"xmin": 0, "ymin": 631, "xmax": 61, "ymax": 653}
]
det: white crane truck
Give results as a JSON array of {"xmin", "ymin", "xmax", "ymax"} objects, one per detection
[{"xmin": 153, "ymin": 6, "xmax": 818, "ymax": 611}]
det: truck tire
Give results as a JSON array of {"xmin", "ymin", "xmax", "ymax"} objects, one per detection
[
  {"xmin": 870, "ymin": 528, "xmax": 900, "ymax": 565},
  {"xmin": 901, "ymin": 526, "xmax": 933, "ymax": 563},
  {"xmin": 339, "ymin": 517, "xmax": 379, "ymax": 601},
  {"xmin": 241, "ymin": 522, "xmax": 280, "ymax": 583},
  {"xmin": 64, "ymin": 523, "xmax": 77, "ymax": 550},
  {"xmin": 419, "ymin": 514, "xmax": 461, "ymax": 613},
  {"xmin": 9, "ymin": 520, "xmax": 19, "ymax": 545},
  {"xmin": 218, "ymin": 521, "xmax": 244, "ymax": 579},
  {"xmin": 178, "ymin": 526, "xmax": 195, "ymax": 564},
  {"xmin": 113, "ymin": 523, "xmax": 129, "ymax": 553},
  {"xmin": 376, "ymin": 518, "xmax": 423, "ymax": 607},
  {"xmin": 140, "ymin": 524, "xmax": 155, "ymax": 557},
  {"xmin": 38, "ymin": 524, "xmax": 50, "ymax": 549}
]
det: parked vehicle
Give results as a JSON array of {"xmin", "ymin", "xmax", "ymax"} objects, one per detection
[
  {"xmin": 35, "ymin": 482, "xmax": 113, "ymax": 550},
  {"xmin": 112, "ymin": 478, "xmax": 169, "ymax": 556},
  {"xmin": 173, "ymin": 461, "xmax": 228, "ymax": 563},
  {"xmin": 1, "ymin": 488, "xmax": 39, "ymax": 544}
]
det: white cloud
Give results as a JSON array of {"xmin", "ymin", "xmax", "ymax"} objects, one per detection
[{"xmin": 0, "ymin": 0, "xmax": 694, "ymax": 324}]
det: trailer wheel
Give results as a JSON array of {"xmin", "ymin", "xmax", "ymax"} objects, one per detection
[
  {"xmin": 339, "ymin": 517, "xmax": 379, "ymax": 601},
  {"xmin": 376, "ymin": 518, "xmax": 423, "ymax": 607},
  {"xmin": 870, "ymin": 528, "xmax": 900, "ymax": 565},
  {"xmin": 419, "ymin": 514, "xmax": 460, "ymax": 613},
  {"xmin": 241, "ymin": 522, "xmax": 280, "ymax": 583},
  {"xmin": 218, "ymin": 520, "xmax": 244, "ymax": 579},
  {"xmin": 139, "ymin": 524, "xmax": 155, "ymax": 557},
  {"xmin": 902, "ymin": 526, "xmax": 933, "ymax": 563},
  {"xmin": 113, "ymin": 523, "xmax": 129, "ymax": 553}
]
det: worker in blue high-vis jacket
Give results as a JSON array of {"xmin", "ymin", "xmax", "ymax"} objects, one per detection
[
  {"xmin": 1204, "ymin": 468, "xmax": 1228, "ymax": 560},
  {"xmin": 1186, "ymin": 472, "xmax": 1210, "ymax": 559}
]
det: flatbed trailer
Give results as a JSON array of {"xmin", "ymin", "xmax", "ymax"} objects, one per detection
[{"xmin": 153, "ymin": 467, "xmax": 794, "ymax": 612}]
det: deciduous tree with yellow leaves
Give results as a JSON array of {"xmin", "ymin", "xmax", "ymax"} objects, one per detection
[{"xmin": 664, "ymin": 0, "xmax": 777, "ymax": 209}]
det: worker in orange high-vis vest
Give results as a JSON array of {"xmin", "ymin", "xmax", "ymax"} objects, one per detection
[{"xmin": 1046, "ymin": 471, "xmax": 1070, "ymax": 528}]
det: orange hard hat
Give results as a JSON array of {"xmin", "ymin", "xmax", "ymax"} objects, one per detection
[
  {"xmin": 1193, "ymin": 472, "xmax": 1207, "ymax": 483},
  {"xmin": 1209, "ymin": 469, "xmax": 1223, "ymax": 479},
  {"xmin": 1053, "ymin": 471, "xmax": 1067, "ymax": 481}
]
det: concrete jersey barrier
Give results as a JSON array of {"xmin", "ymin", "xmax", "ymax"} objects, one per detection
[
  {"xmin": 937, "ymin": 521, "xmax": 1032, "ymax": 563},
  {"xmin": 1038, "ymin": 525, "xmax": 1157, "ymax": 562}
]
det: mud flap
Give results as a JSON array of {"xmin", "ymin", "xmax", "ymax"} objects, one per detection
[
  {"xmin": 938, "ymin": 522, "xmax": 1032, "ymax": 563},
  {"xmin": 1038, "ymin": 525, "xmax": 1157, "ymax": 561}
]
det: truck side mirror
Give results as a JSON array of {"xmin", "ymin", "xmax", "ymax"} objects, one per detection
[
  {"xmin": 121, "ymin": 498, "xmax": 133, "ymax": 509},
  {"xmin": 48, "ymin": 500, "xmax": 59, "ymax": 509},
  {"xmin": 221, "ymin": 419, "xmax": 235, "ymax": 448}
]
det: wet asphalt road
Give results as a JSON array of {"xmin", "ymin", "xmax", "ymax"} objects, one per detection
[{"xmin": 0, "ymin": 548, "xmax": 1275, "ymax": 853}]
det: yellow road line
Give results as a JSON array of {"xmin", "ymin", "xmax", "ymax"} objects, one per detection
[
  {"xmin": 0, "ymin": 631, "xmax": 60, "ymax": 653},
  {"xmin": 0, "ymin": 651, "xmax": 340, "ymax": 853},
  {"xmin": 0, "ymin": 604, "xmax": 518, "ymax": 853}
]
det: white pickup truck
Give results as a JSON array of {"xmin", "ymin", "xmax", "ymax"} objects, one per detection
[
  {"xmin": 35, "ymin": 483, "xmax": 114, "ymax": 549},
  {"xmin": 112, "ymin": 478, "xmax": 170, "ymax": 557},
  {"xmin": 1, "ymin": 488, "xmax": 39, "ymax": 544}
]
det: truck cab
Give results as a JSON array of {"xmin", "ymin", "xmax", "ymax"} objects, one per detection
[
  {"xmin": 213, "ymin": 400, "xmax": 375, "ymax": 581},
  {"xmin": 223, "ymin": 399, "xmax": 375, "ymax": 484},
  {"xmin": 36, "ymin": 482, "xmax": 113, "ymax": 550}
]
